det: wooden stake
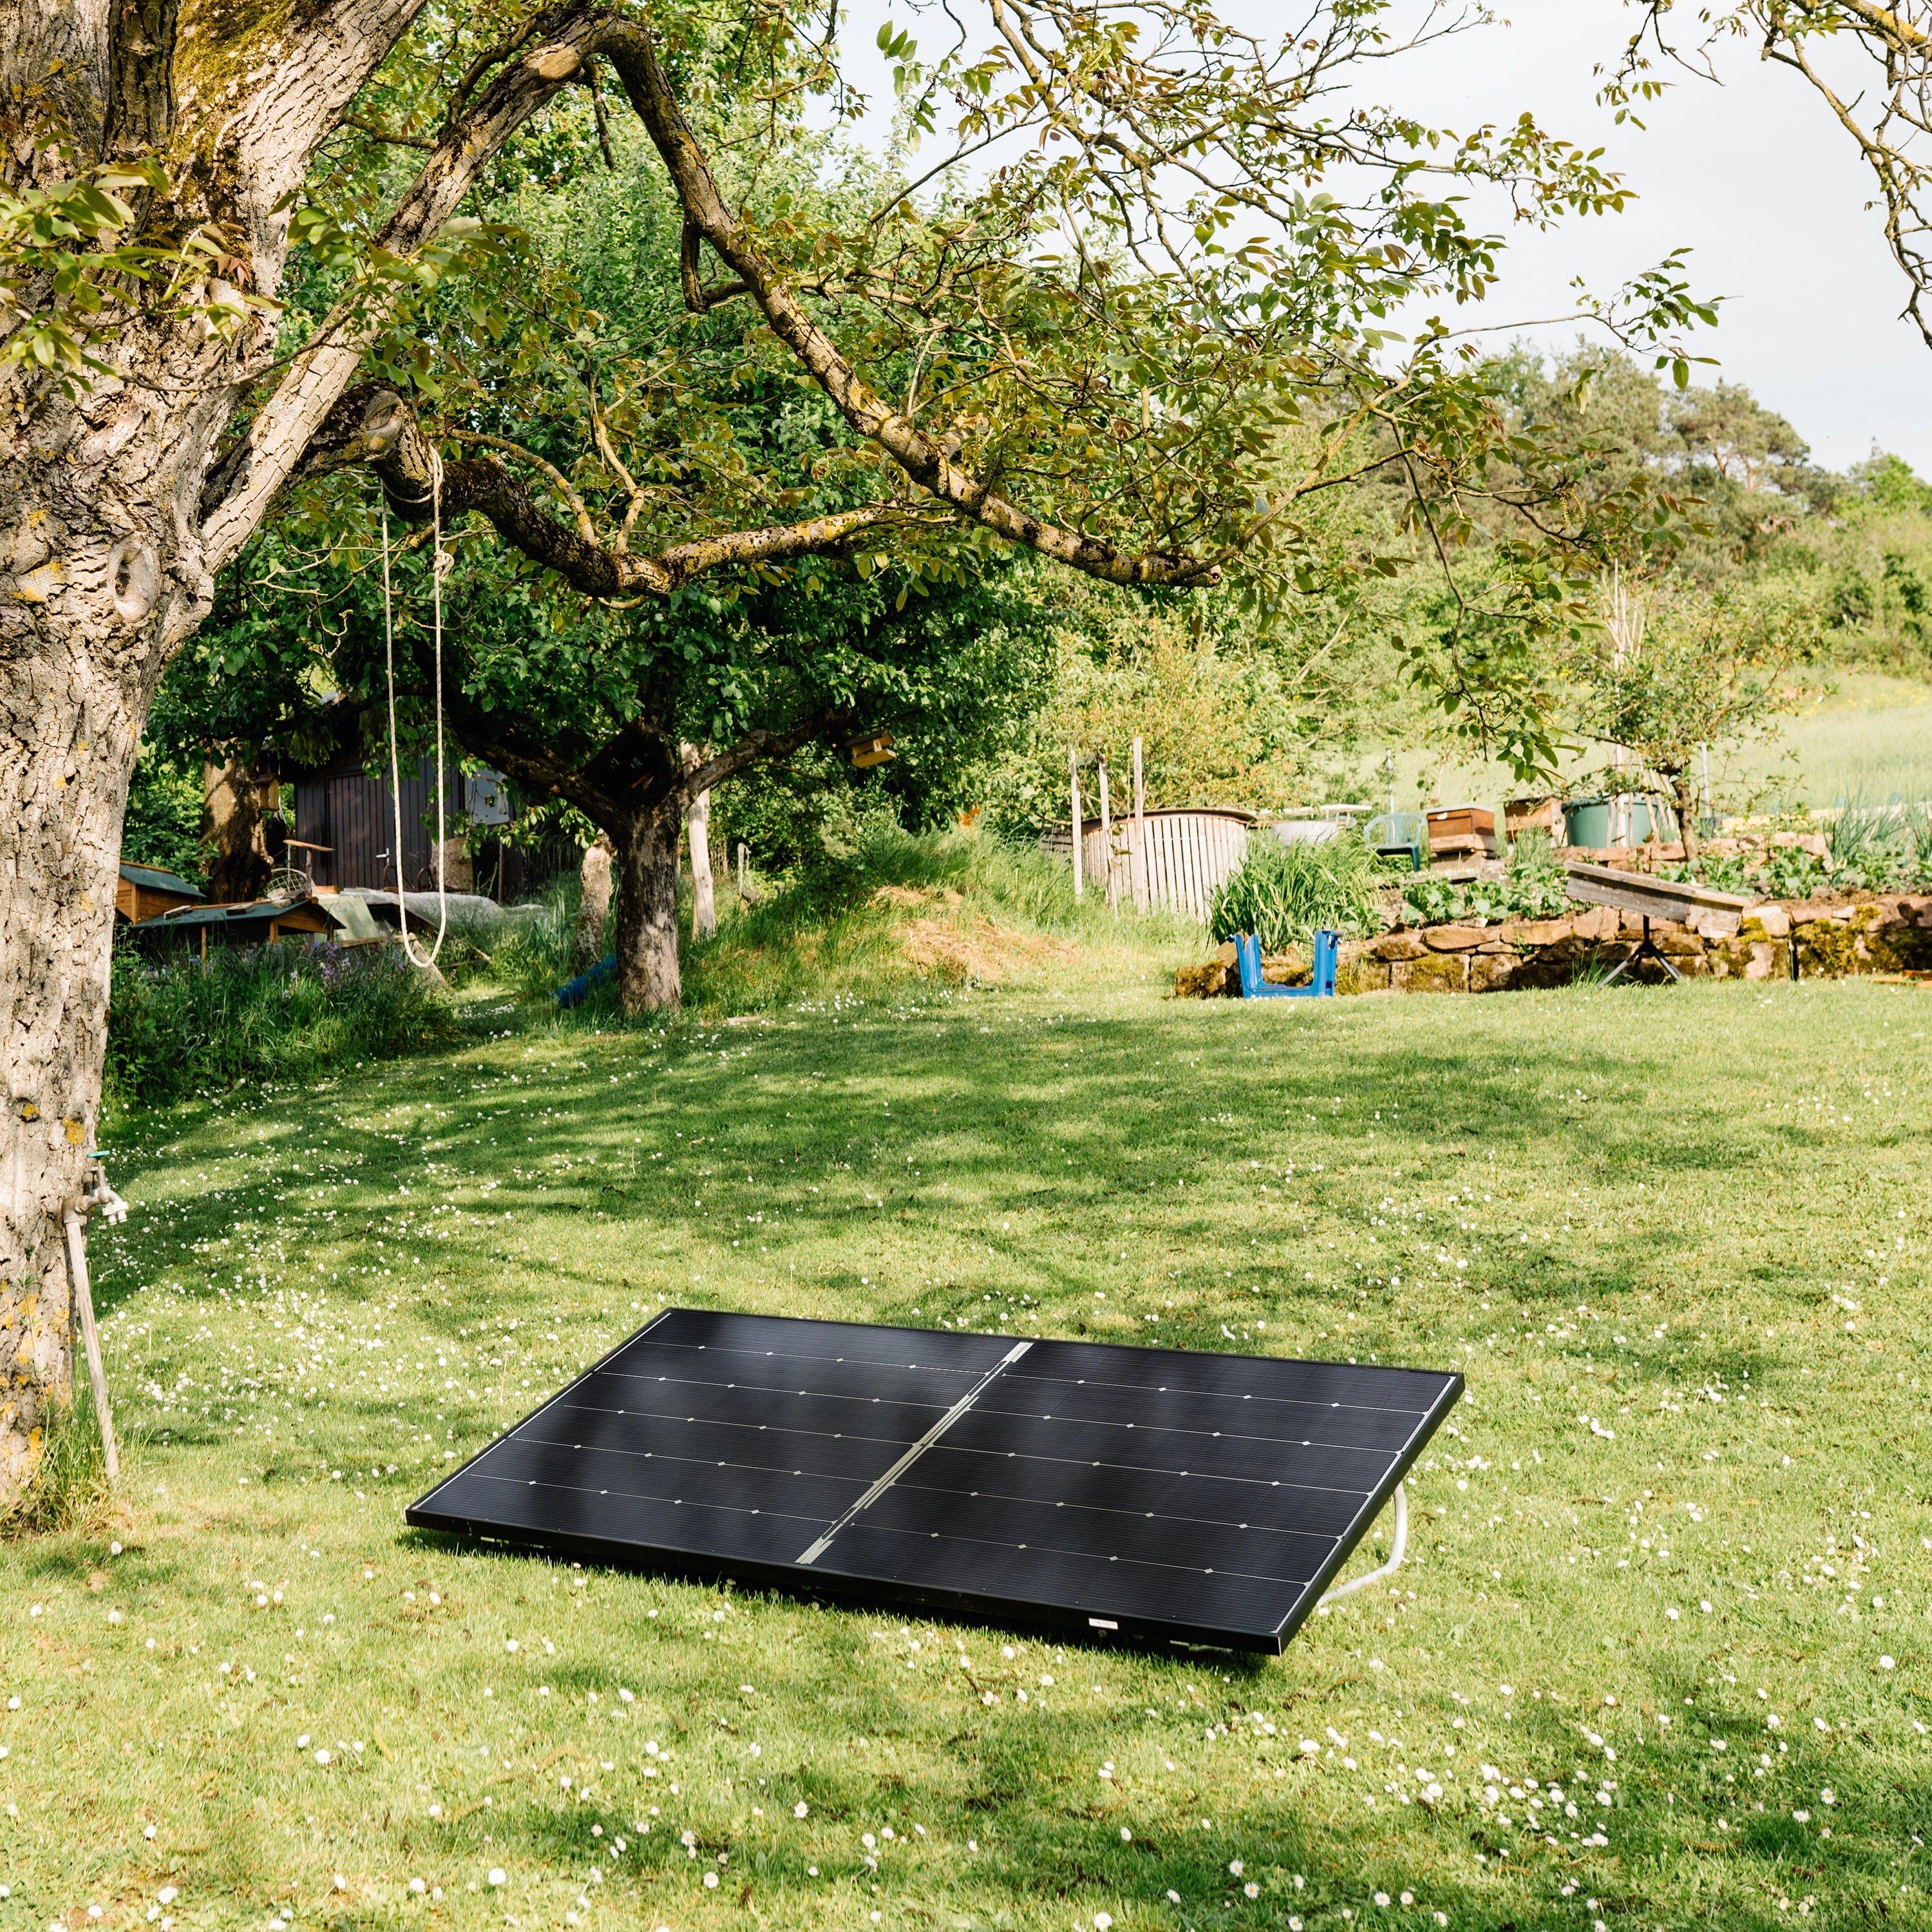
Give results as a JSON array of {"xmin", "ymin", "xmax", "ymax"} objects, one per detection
[
  {"xmin": 62, "ymin": 1206, "xmax": 118, "ymax": 1483},
  {"xmin": 1097, "ymin": 758, "xmax": 1117, "ymax": 914},
  {"xmin": 1069, "ymin": 749, "xmax": 1083, "ymax": 900},
  {"xmin": 1131, "ymin": 736, "xmax": 1148, "ymax": 913},
  {"xmin": 688, "ymin": 790, "xmax": 716, "ymax": 940}
]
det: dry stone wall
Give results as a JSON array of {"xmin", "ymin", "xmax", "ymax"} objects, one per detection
[{"xmin": 1176, "ymin": 894, "xmax": 1932, "ymax": 998}]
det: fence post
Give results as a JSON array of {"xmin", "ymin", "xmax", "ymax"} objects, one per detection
[
  {"xmin": 1131, "ymin": 736, "xmax": 1148, "ymax": 913},
  {"xmin": 1070, "ymin": 748, "xmax": 1083, "ymax": 900},
  {"xmin": 1098, "ymin": 757, "xmax": 1117, "ymax": 914}
]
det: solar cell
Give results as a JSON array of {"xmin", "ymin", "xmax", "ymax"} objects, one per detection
[{"xmin": 405, "ymin": 1309, "xmax": 1460, "ymax": 1652}]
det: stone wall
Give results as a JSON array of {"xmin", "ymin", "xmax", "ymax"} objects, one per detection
[{"xmin": 1176, "ymin": 894, "xmax": 1932, "ymax": 998}]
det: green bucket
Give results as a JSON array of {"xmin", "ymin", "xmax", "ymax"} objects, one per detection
[{"xmin": 1563, "ymin": 797, "xmax": 1610, "ymax": 848}]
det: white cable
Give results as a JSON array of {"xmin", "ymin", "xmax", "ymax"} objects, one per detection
[
  {"xmin": 381, "ymin": 446, "xmax": 450, "ymax": 968},
  {"xmin": 1319, "ymin": 1482, "xmax": 1407, "ymax": 1605}
]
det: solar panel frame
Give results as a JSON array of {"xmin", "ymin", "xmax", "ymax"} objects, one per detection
[{"xmin": 404, "ymin": 1309, "xmax": 1461, "ymax": 1653}]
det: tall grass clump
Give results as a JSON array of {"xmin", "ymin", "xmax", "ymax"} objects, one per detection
[
  {"xmin": 493, "ymin": 871, "xmax": 596, "ymax": 1001},
  {"xmin": 1, "ymin": 1390, "xmax": 115, "ymax": 1539},
  {"xmin": 1208, "ymin": 829, "xmax": 1383, "ymax": 950},
  {"xmin": 1907, "ymin": 799, "xmax": 1932, "ymax": 885},
  {"xmin": 1826, "ymin": 793, "xmax": 1910, "ymax": 879},
  {"xmin": 105, "ymin": 938, "xmax": 462, "ymax": 1110}
]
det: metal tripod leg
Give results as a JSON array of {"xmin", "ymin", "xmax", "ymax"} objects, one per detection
[{"xmin": 1601, "ymin": 914, "xmax": 1681, "ymax": 985}]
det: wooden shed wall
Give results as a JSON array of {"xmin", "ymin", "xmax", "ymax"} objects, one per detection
[
  {"xmin": 292, "ymin": 757, "xmax": 459, "ymax": 894},
  {"xmin": 290, "ymin": 759, "xmax": 580, "ymax": 901}
]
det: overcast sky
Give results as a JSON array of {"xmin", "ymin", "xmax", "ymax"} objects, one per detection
[
  {"xmin": 1387, "ymin": 0, "xmax": 1931, "ymax": 477},
  {"xmin": 831, "ymin": 0, "xmax": 1931, "ymax": 476}
]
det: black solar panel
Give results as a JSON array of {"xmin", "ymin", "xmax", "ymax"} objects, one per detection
[{"xmin": 404, "ymin": 1310, "xmax": 1461, "ymax": 1653}]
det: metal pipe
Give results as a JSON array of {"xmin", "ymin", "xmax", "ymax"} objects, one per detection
[
  {"xmin": 62, "ymin": 1201, "xmax": 119, "ymax": 1483},
  {"xmin": 1319, "ymin": 1483, "xmax": 1406, "ymax": 1604}
]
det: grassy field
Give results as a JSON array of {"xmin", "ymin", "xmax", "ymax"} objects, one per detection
[
  {"xmin": 8, "ymin": 967, "xmax": 1929, "ymax": 1931},
  {"xmin": 1349, "ymin": 673, "xmax": 1932, "ymax": 816}
]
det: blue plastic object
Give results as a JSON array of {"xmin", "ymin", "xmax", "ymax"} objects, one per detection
[
  {"xmin": 555, "ymin": 952, "xmax": 616, "ymax": 1009},
  {"xmin": 1235, "ymin": 929, "xmax": 1338, "ymax": 999}
]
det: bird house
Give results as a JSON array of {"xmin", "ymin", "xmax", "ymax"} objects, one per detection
[{"xmin": 848, "ymin": 731, "xmax": 896, "ymax": 770}]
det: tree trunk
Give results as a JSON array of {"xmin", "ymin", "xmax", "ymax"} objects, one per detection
[
  {"xmin": 202, "ymin": 755, "xmax": 273, "ymax": 902},
  {"xmin": 1, "ymin": 304, "xmax": 242, "ymax": 1501},
  {"xmin": 688, "ymin": 790, "xmax": 717, "ymax": 941},
  {"xmin": 611, "ymin": 811, "xmax": 685, "ymax": 1010},
  {"xmin": 0, "ymin": 0, "xmax": 603, "ymax": 1507},
  {"xmin": 574, "ymin": 833, "xmax": 614, "ymax": 967},
  {"xmin": 0, "ymin": 629, "xmax": 143, "ymax": 1495},
  {"xmin": 1669, "ymin": 772, "xmax": 1701, "ymax": 868}
]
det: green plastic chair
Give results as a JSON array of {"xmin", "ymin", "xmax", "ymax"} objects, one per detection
[{"xmin": 1365, "ymin": 811, "xmax": 1426, "ymax": 871}]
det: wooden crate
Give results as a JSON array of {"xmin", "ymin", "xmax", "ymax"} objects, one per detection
[
  {"xmin": 1504, "ymin": 795, "xmax": 1562, "ymax": 838},
  {"xmin": 1426, "ymin": 805, "xmax": 1497, "ymax": 856}
]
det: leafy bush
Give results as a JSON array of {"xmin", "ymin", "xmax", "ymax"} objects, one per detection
[
  {"xmin": 105, "ymin": 938, "xmax": 461, "ymax": 1110},
  {"xmin": 1209, "ymin": 832, "xmax": 1385, "ymax": 950},
  {"xmin": 1400, "ymin": 871, "xmax": 1570, "ymax": 926},
  {"xmin": 1658, "ymin": 852, "xmax": 1757, "ymax": 893},
  {"xmin": 1392, "ymin": 828, "xmax": 1570, "ymax": 925},
  {"xmin": 1761, "ymin": 848, "xmax": 1831, "ymax": 899}
]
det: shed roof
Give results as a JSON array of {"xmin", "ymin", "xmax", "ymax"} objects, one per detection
[{"xmin": 117, "ymin": 862, "xmax": 204, "ymax": 901}]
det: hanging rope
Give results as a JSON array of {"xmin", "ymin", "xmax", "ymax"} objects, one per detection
[{"xmin": 381, "ymin": 446, "xmax": 451, "ymax": 969}]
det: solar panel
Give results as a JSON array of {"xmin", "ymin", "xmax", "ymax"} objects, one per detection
[{"xmin": 405, "ymin": 1309, "xmax": 1461, "ymax": 1653}]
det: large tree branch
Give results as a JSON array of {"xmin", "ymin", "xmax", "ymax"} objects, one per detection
[
  {"xmin": 198, "ymin": 15, "xmax": 599, "ymax": 573},
  {"xmin": 596, "ymin": 22, "xmax": 1219, "ymax": 589},
  {"xmin": 221, "ymin": 0, "xmax": 428, "ymax": 270},
  {"xmin": 312, "ymin": 384, "xmax": 910, "ymax": 595},
  {"xmin": 682, "ymin": 712, "xmax": 851, "ymax": 801},
  {"xmin": 202, "ymin": 6, "xmax": 1222, "ymax": 593}
]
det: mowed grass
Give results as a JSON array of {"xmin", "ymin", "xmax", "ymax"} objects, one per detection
[{"xmin": 8, "ymin": 974, "xmax": 1931, "ymax": 1932}]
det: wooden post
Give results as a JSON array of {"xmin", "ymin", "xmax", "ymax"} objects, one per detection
[
  {"xmin": 738, "ymin": 842, "xmax": 748, "ymax": 899},
  {"xmin": 1097, "ymin": 757, "xmax": 1117, "ymax": 914},
  {"xmin": 574, "ymin": 833, "xmax": 614, "ymax": 967},
  {"xmin": 688, "ymin": 791, "xmax": 716, "ymax": 940},
  {"xmin": 62, "ymin": 1205, "xmax": 118, "ymax": 1483},
  {"xmin": 1130, "ymin": 735, "xmax": 1148, "ymax": 913},
  {"xmin": 1069, "ymin": 749, "xmax": 1083, "ymax": 900}
]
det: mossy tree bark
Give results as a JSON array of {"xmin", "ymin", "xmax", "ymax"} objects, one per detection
[{"xmin": 0, "ymin": 0, "xmax": 533, "ymax": 1501}]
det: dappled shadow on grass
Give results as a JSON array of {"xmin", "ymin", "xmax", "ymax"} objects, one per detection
[{"xmin": 41, "ymin": 975, "xmax": 1924, "ymax": 1929}]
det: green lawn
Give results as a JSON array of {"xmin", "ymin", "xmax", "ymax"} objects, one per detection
[{"xmin": 10, "ymin": 972, "xmax": 1929, "ymax": 1931}]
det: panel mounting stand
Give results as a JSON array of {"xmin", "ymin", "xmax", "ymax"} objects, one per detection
[{"xmin": 1318, "ymin": 1482, "xmax": 1406, "ymax": 1605}]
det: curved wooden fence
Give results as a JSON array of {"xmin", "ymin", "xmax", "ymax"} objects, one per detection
[{"xmin": 1040, "ymin": 808, "xmax": 1254, "ymax": 921}]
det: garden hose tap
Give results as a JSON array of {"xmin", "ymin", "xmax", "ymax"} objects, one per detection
[{"xmin": 80, "ymin": 1154, "xmax": 129, "ymax": 1226}]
